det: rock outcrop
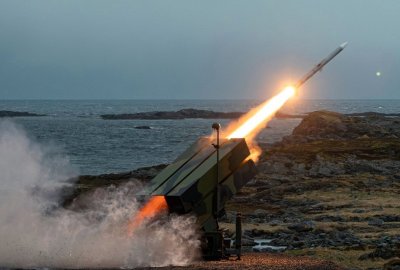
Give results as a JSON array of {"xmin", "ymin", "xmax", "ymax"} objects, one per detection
[
  {"xmin": 101, "ymin": 109, "xmax": 310, "ymax": 120},
  {"xmin": 288, "ymin": 110, "xmax": 400, "ymax": 141},
  {"xmin": 0, "ymin": 110, "xmax": 45, "ymax": 117},
  {"xmin": 101, "ymin": 108, "xmax": 244, "ymax": 120}
]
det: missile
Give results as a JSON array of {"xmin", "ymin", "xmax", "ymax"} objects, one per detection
[{"xmin": 295, "ymin": 41, "xmax": 348, "ymax": 88}]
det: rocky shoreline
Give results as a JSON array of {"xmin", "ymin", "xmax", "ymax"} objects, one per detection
[
  {"xmin": 66, "ymin": 110, "xmax": 400, "ymax": 270},
  {"xmin": 0, "ymin": 110, "xmax": 45, "ymax": 117},
  {"xmin": 100, "ymin": 108, "xmax": 400, "ymax": 121},
  {"xmin": 101, "ymin": 108, "xmax": 308, "ymax": 120},
  {"xmin": 101, "ymin": 108, "xmax": 244, "ymax": 120}
]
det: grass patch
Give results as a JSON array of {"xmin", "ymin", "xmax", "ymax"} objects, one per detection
[{"xmin": 287, "ymin": 247, "xmax": 390, "ymax": 269}]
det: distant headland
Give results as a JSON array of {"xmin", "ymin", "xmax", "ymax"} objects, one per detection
[{"xmin": 0, "ymin": 110, "xmax": 45, "ymax": 117}]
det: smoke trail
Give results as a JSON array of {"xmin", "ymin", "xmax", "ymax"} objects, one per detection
[{"xmin": 0, "ymin": 120, "xmax": 200, "ymax": 268}]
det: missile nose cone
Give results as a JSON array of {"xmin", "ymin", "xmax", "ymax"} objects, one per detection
[{"xmin": 340, "ymin": 41, "xmax": 348, "ymax": 49}]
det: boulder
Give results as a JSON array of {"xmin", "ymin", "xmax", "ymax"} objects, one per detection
[
  {"xmin": 359, "ymin": 244, "xmax": 400, "ymax": 260},
  {"xmin": 134, "ymin": 125, "xmax": 151, "ymax": 129},
  {"xmin": 368, "ymin": 218, "xmax": 385, "ymax": 227},
  {"xmin": 253, "ymin": 209, "xmax": 269, "ymax": 217},
  {"xmin": 384, "ymin": 259, "xmax": 400, "ymax": 270},
  {"xmin": 288, "ymin": 221, "xmax": 316, "ymax": 232},
  {"xmin": 292, "ymin": 111, "xmax": 347, "ymax": 139}
]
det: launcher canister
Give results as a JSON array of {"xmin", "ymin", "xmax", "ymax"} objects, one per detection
[{"xmin": 145, "ymin": 137, "xmax": 257, "ymax": 231}]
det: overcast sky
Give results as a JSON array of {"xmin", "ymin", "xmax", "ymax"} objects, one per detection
[{"xmin": 0, "ymin": 0, "xmax": 399, "ymax": 99}]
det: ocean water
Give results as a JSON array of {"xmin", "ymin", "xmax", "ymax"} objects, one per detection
[{"xmin": 1, "ymin": 99, "xmax": 399, "ymax": 175}]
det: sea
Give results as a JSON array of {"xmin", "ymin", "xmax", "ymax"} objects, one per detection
[{"xmin": 1, "ymin": 99, "xmax": 399, "ymax": 175}]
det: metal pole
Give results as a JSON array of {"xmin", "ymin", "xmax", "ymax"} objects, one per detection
[
  {"xmin": 212, "ymin": 123, "xmax": 221, "ymax": 219},
  {"xmin": 236, "ymin": 212, "xmax": 242, "ymax": 260},
  {"xmin": 216, "ymin": 127, "xmax": 219, "ymax": 216}
]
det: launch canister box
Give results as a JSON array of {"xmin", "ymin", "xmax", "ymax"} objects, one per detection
[{"xmin": 144, "ymin": 137, "xmax": 257, "ymax": 259}]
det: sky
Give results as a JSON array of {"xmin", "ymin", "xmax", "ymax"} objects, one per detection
[{"xmin": 0, "ymin": 0, "xmax": 399, "ymax": 100}]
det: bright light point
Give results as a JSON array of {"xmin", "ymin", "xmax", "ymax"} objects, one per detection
[
  {"xmin": 284, "ymin": 85, "xmax": 296, "ymax": 96},
  {"xmin": 376, "ymin": 71, "xmax": 381, "ymax": 77}
]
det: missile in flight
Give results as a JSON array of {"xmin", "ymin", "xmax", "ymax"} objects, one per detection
[{"xmin": 295, "ymin": 42, "xmax": 348, "ymax": 88}]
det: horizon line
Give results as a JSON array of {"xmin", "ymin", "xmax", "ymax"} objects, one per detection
[{"xmin": 1, "ymin": 98, "xmax": 400, "ymax": 101}]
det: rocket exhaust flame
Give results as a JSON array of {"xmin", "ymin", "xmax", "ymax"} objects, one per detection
[
  {"xmin": 127, "ymin": 196, "xmax": 168, "ymax": 236},
  {"xmin": 226, "ymin": 86, "xmax": 296, "ymax": 140}
]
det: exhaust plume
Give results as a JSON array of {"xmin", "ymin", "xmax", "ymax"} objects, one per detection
[
  {"xmin": 226, "ymin": 86, "xmax": 295, "ymax": 140},
  {"xmin": 127, "ymin": 195, "xmax": 168, "ymax": 236},
  {"xmin": 0, "ymin": 120, "xmax": 199, "ymax": 268},
  {"xmin": 222, "ymin": 86, "xmax": 295, "ymax": 162}
]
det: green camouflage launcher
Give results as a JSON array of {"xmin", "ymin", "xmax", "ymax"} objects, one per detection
[{"xmin": 144, "ymin": 137, "xmax": 257, "ymax": 258}]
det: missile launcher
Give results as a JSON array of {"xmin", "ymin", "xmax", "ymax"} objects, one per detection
[{"xmin": 144, "ymin": 137, "xmax": 257, "ymax": 258}]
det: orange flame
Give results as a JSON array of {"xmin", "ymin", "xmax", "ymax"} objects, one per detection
[
  {"xmin": 127, "ymin": 196, "xmax": 168, "ymax": 236},
  {"xmin": 226, "ymin": 86, "xmax": 295, "ymax": 140},
  {"xmin": 245, "ymin": 141, "xmax": 262, "ymax": 163},
  {"xmin": 224, "ymin": 86, "xmax": 296, "ymax": 161}
]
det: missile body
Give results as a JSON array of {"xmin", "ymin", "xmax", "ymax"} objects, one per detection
[{"xmin": 295, "ymin": 42, "xmax": 348, "ymax": 88}]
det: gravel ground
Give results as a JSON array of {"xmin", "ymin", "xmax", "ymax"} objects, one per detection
[{"xmin": 137, "ymin": 253, "xmax": 344, "ymax": 270}]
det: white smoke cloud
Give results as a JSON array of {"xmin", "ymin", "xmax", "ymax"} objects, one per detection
[{"xmin": 0, "ymin": 120, "xmax": 200, "ymax": 268}]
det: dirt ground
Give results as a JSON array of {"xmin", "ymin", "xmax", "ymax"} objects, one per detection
[{"xmin": 137, "ymin": 253, "xmax": 344, "ymax": 270}]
